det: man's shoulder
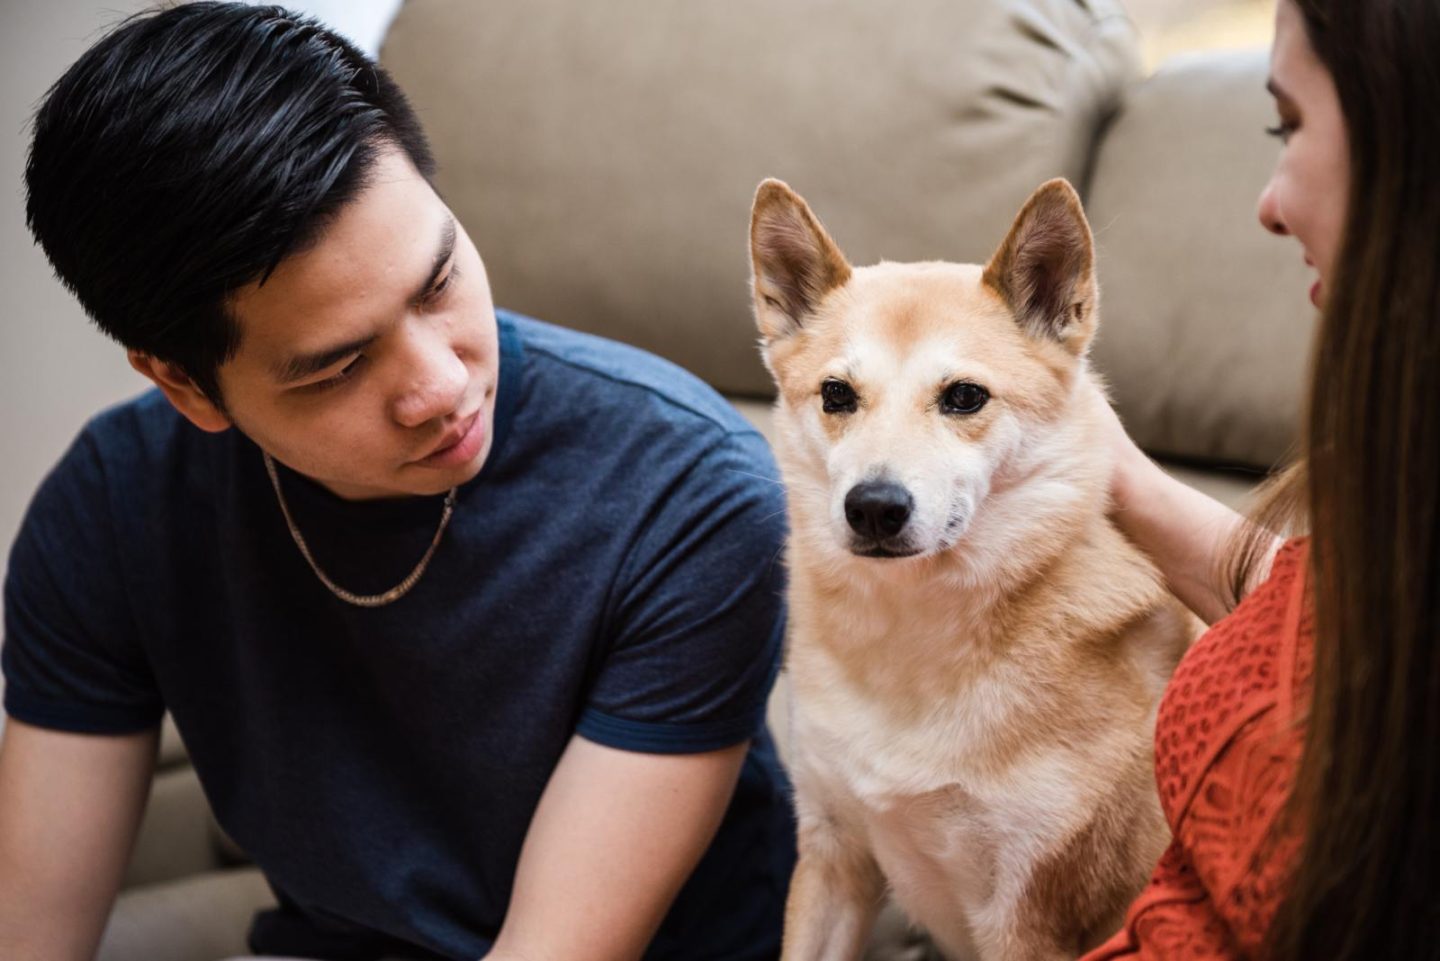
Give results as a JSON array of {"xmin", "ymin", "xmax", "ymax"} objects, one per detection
[
  {"xmin": 84, "ymin": 386, "xmax": 181, "ymax": 435},
  {"xmin": 54, "ymin": 389, "xmax": 217, "ymax": 495},
  {"xmin": 502, "ymin": 310, "xmax": 759, "ymax": 441},
  {"xmin": 7, "ymin": 391, "xmax": 197, "ymax": 621}
]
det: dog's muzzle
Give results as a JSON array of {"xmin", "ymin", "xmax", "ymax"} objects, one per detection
[{"xmin": 844, "ymin": 482, "xmax": 919, "ymax": 557}]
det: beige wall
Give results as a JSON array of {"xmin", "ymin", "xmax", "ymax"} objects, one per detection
[{"xmin": 0, "ymin": 0, "xmax": 153, "ymax": 592}]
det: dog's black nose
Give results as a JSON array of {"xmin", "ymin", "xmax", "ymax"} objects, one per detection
[{"xmin": 844, "ymin": 482, "xmax": 914, "ymax": 540}]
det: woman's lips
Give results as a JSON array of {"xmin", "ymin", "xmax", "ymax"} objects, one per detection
[
  {"xmin": 1310, "ymin": 279, "xmax": 1323, "ymax": 308},
  {"xmin": 412, "ymin": 410, "xmax": 485, "ymax": 469}
]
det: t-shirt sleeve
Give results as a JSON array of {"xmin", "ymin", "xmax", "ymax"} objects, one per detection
[
  {"xmin": 3, "ymin": 428, "xmax": 163, "ymax": 733},
  {"xmin": 576, "ymin": 429, "xmax": 787, "ymax": 755}
]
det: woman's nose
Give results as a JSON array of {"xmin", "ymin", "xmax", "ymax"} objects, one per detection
[
  {"xmin": 1257, "ymin": 181, "xmax": 1289, "ymax": 236},
  {"xmin": 390, "ymin": 335, "xmax": 468, "ymax": 428}
]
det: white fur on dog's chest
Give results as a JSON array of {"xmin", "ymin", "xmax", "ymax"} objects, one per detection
[
  {"xmin": 789, "ymin": 639, "xmax": 1048, "ymax": 796},
  {"xmin": 791, "ymin": 679, "xmax": 1101, "ymax": 956},
  {"xmin": 793, "ymin": 679, "xmax": 1087, "ymax": 820}
]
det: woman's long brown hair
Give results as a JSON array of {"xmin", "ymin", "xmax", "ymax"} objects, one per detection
[{"xmin": 1232, "ymin": 0, "xmax": 1440, "ymax": 956}]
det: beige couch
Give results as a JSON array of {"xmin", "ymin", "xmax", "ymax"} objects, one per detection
[{"xmin": 96, "ymin": 1, "xmax": 1313, "ymax": 957}]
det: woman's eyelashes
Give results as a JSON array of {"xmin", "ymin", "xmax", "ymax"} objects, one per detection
[
  {"xmin": 1266, "ymin": 120, "xmax": 1298, "ymax": 144},
  {"xmin": 1266, "ymin": 99, "xmax": 1300, "ymax": 144}
]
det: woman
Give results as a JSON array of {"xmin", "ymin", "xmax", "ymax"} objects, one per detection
[{"xmin": 1084, "ymin": 0, "xmax": 1439, "ymax": 957}]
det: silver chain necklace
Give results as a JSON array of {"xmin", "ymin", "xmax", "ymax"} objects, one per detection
[{"xmin": 263, "ymin": 452, "xmax": 457, "ymax": 608}]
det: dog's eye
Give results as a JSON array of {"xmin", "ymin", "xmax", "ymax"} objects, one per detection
[
  {"xmin": 821, "ymin": 379, "xmax": 858, "ymax": 414},
  {"xmin": 941, "ymin": 382, "xmax": 988, "ymax": 415}
]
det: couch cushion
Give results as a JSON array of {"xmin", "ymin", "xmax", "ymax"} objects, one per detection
[
  {"xmin": 1087, "ymin": 50, "xmax": 1314, "ymax": 470},
  {"xmin": 383, "ymin": 0, "xmax": 1141, "ymax": 398},
  {"xmin": 123, "ymin": 764, "xmax": 226, "ymax": 888},
  {"xmin": 98, "ymin": 868, "xmax": 274, "ymax": 961},
  {"xmin": 157, "ymin": 713, "xmax": 186, "ymax": 769}
]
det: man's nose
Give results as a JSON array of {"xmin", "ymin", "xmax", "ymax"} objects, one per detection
[
  {"xmin": 1257, "ymin": 181, "xmax": 1289, "ymax": 236},
  {"xmin": 390, "ymin": 333, "xmax": 468, "ymax": 428}
]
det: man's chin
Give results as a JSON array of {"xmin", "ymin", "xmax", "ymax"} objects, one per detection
[
  {"xmin": 310, "ymin": 468, "xmax": 457, "ymax": 502},
  {"xmin": 401, "ymin": 446, "xmax": 490, "ymax": 496}
]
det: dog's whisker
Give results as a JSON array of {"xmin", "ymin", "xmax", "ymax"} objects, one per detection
[{"xmin": 724, "ymin": 467, "xmax": 788, "ymax": 490}]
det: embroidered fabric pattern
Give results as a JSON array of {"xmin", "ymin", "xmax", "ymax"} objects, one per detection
[{"xmin": 1082, "ymin": 539, "xmax": 1313, "ymax": 960}]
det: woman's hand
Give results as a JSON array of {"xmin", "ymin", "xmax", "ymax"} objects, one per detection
[
  {"xmin": 1095, "ymin": 393, "xmax": 1162, "ymax": 520},
  {"xmin": 1094, "ymin": 397, "xmax": 1254, "ymax": 625}
]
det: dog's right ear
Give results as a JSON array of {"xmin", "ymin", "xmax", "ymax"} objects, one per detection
[{"xmin": 749, "ymin": 179, "xmax": 852, "ymax": 342}]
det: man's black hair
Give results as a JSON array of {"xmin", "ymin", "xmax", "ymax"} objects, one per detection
[{"xmin": 24, "ymin": 2, "xmax": 436, "ymax": 405}]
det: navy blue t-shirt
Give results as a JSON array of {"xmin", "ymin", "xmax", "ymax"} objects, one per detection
[{"xmin": 2, "ymin": 312, "xmax": 794, "ymax": 960}]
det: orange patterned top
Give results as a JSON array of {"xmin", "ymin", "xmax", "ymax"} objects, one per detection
[{"xmin": 1082, "ymin": 538, "xmax": 1313, "ymax": 960}]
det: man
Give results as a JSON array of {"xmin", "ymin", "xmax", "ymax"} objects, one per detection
[{"xmin": 0, "ymin": 4, "xmax": 792, "ymax": 959}]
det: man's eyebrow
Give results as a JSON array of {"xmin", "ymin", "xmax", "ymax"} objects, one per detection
[
  {"xmin": 273, "ymin": 333, "xmax": 379, "ymax": 385},
  {"xmin": 1266, "ymin": 77, "xmax": 1291, "ymax": 102},
  {"xmin": 412, "ymin": 216, "xmax": 457, "ymax": 304}
]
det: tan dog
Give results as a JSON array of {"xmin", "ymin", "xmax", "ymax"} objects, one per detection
[{"xmin": 749, "ymin": 178, "xmax": 1194, "ymax": 961}]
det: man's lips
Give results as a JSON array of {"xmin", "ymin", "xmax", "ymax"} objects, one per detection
[{"xmin": 412, "ymin": 409, "xmax": 485, "ymax": 469}]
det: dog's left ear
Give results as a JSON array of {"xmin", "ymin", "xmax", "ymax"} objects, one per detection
[{"xmin": 983, "ymin": 179, "xmax": 1098, "ymax": 356}]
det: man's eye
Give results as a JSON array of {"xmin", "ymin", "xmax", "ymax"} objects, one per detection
[
  {"xmin": 422, "ymin": 265, "xmax": 459, "ymax": 305},
  {"xmin": 821, "ymin": 379, "xmax": 858, "ymax": 414},
  {"xmin": 941, "ymin": 382, "xmax": 988, "ymax": 415},
  {"xmin": 310, "ymin": 355, "xmax": 365, "ymax": 391}
]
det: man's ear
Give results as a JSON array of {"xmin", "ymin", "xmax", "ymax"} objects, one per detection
[
  {"xmin": 982, "ymin": 178, "xmax": 1099, "ymax": 356},
  {"xmin": 749, "ymin": 179, "xmax": 852, "ymax": 343},
  {"xmin": 127, "ymin": 351, "xmax": 231, "ymax": 433}
]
